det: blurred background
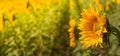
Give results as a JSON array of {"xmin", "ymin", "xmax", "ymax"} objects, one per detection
[{"xmin": 0, "ymin": 0, "xmax": 120, "ymax": 56}]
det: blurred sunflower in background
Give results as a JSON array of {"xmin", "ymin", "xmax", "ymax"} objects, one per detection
[{"xmin": 68, "ymin": 17, "xmax": 76, "ymax": 47}]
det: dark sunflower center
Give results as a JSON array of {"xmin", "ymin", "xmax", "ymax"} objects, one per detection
[{"xmin": 93, "ymin": 17, "xmax": 100, "ymax": 32}]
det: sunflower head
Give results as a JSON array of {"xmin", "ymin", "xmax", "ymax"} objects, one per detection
[{"xmin": 78, "ymin": 6, "xmax": 107, "ymax": 49}]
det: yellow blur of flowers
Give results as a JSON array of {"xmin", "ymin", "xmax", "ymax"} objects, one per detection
[
  {"xmin": 78, "ymin": 6, "xmax": 107, "ymax": 49},
  {"xmin": 113, "ymin": 0, "xmax": 120, "ymax": 4},
  {"xmin": 68, "ymin": 17, "xmax": 76, "ymax": 47},
  {"xmin": 0, "ymin": 0, "xmax": 30, "ymax": 31},
  {"xmin": 0, "ymin": 0, "xmax": 48, "ymax": 31},
  {"xmin": 94, "ymin": 0, "xmax": 103, "ymax": 11},
  {"xmin": 70, "ymin": 0, "xmax": 74, "ymax": 9},
  {"xmin": 0, "ymin": 0, "xmax": 29, "ymax": 13},
  {"xmin": 0, "ymin": 13, "xmax": 3, "ymax": 31},
  {"xmin": 106, "ymin": 1, "xmax": 110, "ymax": 11}
]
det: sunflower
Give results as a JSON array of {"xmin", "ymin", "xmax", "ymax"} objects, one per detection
[
  {"xmin": 68, "ymin": 17, "xmax": 76, "ymax": 47},
  {"xmin": 78, "ymin": 6, "xmax": 107, "ymax": 48}
]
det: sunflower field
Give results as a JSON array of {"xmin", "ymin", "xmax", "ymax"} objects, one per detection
[{"xmin": 0, "ymin": 0, "xmax": 120, "ymax": 56}]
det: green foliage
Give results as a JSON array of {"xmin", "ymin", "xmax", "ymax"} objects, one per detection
[{"xmin": 0, "ymin": 0, "xmax": 70, "ymax": 56}]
